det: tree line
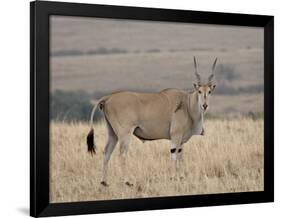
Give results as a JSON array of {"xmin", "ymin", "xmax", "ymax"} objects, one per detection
[{"xmin": 51, "ymin": 90, "xmax": 103, "ymax": 122}]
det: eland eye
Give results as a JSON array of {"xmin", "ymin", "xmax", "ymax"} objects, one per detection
[
  {"xmin": 208, "ymin": 91, "xmax": 211, "ymax": 94},
  {"xmin": 198, "ymin": 90, "xmax": 202, "ymax": 94}
]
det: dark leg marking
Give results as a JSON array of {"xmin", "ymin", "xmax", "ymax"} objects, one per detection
[
  {"xmin": 101, "ymin": 181, "xmax": 109, "ymax": 187},
  {"xmin": 178, "ymin": 148, "xmax": 182, "ymax": 153},
  {"xmin": 170, "ymin": 148, "xmax": 176, "ymax": 153},
  {"xmin": 125, "ymin": 181, "xmax": 134, "ymax": 187}
]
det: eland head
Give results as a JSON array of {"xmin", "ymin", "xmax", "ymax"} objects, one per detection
[{"xmin": 193, "ymin": 56, "xmax": 217, "ymax": 112}]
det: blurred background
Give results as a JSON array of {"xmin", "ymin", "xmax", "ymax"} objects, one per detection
[{"xmin": 50, "ymin": 16, "xmax": 264, "ymax": 122}]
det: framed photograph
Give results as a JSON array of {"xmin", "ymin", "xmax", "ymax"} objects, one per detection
[{"xmin": 30, "ymin": 1, "xmax": 274, "ymax": 217}]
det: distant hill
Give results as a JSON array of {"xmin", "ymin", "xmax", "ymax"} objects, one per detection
[{"xmin": 50, "ymin": 16, "xmax": 264, "ymax": 116}]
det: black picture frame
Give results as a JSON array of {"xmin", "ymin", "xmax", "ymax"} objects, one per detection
[{"xmin": 30, "ymin": 1, "xmax": 274, "ymax": 217}]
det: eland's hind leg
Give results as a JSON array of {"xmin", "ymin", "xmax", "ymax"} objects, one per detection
[
  {"xmin": 118, "ymin": 133, "xmax": 133, "ymax": 186},
  {"xmin": 101, "ymin": 120, "xmax": 118, "ymax": 186}
]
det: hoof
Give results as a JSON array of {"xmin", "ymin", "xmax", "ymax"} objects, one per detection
[
  {"xmin": 125, "ymin": 181, "xmax": 133, "ymax": 187},
  {"xmin": 101, "ymin": 181, "xmax": 109, "ymax": 186}
]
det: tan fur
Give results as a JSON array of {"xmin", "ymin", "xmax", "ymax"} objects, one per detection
[{"xmin": 103, "ymin": 89, "xmax": 192, "ymax": 142}]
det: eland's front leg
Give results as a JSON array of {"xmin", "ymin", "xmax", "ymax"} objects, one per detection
[
  {"xmin": 170, "ymin": 143, "xmax": 177, "ymax": 162},
  {"xmin": 169, "ymin": 141, "xmax": 182, "ymax": 178},
  {"xmin": 177, "ymin": 145, "xmax": 186, "ymax": 180}
]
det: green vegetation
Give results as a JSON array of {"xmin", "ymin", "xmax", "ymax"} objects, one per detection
[
  {"xmin": 215, "ymin": 83, "xmax": 264, "ymax": 95},
  {"xmin": 51, "ymin": 90, "xmax": 103, "ymax": 122},
  {"xmin": 205, "ymin": 112, "xmax": 263, "ymax": 120},
  {"xmin": 216, "ymin": 64, "xmax": 238, "ymax": 82}
]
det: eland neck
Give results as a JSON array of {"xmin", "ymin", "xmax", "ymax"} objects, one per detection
[{"xmin": 187, "ymin": 91, "xmax": 204, "ymax": 123}]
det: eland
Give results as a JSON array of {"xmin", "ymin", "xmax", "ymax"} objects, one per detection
[{"xmin": 87, "ymin": 57, "xmax": 218, "ymax": 186}]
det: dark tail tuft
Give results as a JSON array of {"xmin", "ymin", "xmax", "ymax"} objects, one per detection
[{"xmin": 87, "ymin": 128, "xmax": 96, "ymax": 155}]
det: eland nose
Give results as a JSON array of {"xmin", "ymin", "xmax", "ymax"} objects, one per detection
[{"xmin": 203, "ymin": 104, "xmax": 208, "ymax": 110}]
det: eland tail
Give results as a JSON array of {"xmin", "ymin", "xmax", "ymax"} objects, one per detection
[{"xmin": 86, "ymin": 95, "xmax": 110, "ymax": 155}]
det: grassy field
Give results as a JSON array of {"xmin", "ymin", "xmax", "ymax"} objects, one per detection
[{"xmin": 50, "ymin": 118, "xmax": 264, "ymax": 203}]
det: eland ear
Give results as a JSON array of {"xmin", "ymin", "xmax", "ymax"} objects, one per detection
[
  {"xmin": 209, "ymin": 84, "xmax": 216, "ymax": 91},
  {"xmin": 193, "ymin": 83, "xmax": 199, "ymax": 90}
]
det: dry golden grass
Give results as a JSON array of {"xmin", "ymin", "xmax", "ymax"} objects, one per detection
[{"xmin": 50, "ymin": 118, "xmax": 263, "ymax": 203}]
